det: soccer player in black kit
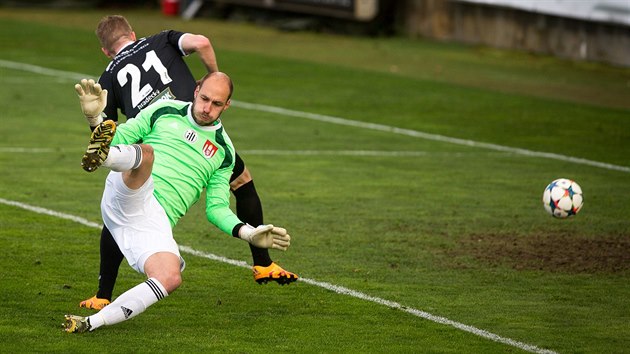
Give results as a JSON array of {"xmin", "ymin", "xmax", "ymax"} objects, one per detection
[{"xmin": 77, "ymin": 15, "xmax": 297, "ymax": 310}]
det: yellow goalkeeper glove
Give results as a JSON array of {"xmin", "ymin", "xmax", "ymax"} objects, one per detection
[
  {"xmin": 75, "ymin": 79, "xmax": 107, "ymax": 127},
  {"xmin": 239, "ymin": 224, "xmax": 291, "ymax": 251}
]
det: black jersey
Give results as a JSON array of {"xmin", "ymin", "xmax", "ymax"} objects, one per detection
[{"xmin": 98, "ymin": 30, "xmax": 197, "ymax": 121}]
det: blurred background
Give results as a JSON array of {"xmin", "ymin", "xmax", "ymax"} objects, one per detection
[{"xmin": 2, "ymin": 0, "xmax": 629, "ymax": 67}]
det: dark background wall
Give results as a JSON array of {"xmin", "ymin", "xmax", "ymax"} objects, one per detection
[{"xmin": 3, "ymin": 0, "xmax": 629, "ymax": 67}]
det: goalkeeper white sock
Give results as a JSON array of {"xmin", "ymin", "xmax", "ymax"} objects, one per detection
[
  {"xmin": 87, "ymin": 278, "xmax": 168, "ymax": 331},
  {"xmin": 103, "ymin": 144, "xmax": 143, "ymax": 172}
]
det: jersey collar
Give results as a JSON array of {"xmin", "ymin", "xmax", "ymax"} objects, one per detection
[
  {"xmin": 115, "ymin": 41, "xmax": 136, "ymax": 57},
  {"xmin": 187, "ymin": 103, "xmax": 223, "ymax": 131}
]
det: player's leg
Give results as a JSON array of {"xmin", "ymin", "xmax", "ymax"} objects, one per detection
[
  {"xmin": 230, "ymin": 153, "xmax": 298, "ymax": 285},
  {"xmin": 65, "ymin": 177, "xmax": 181, "ymax": 333},
  {"xmin": 65, "ymin": 252, "xmax": 180, "ymax": 333},
  {"xmin": 97, "ymin": 226, "xmax": 124, "ymax": 300},
  {"xmin": 81, "ymin": 120, "xmax": 149, "ymax": 182},
  {"xmin": 78, "ymin": 122, "xmax": 154, "ymax": 307},
  {"xmin": 79, "ymin": 225, "xmax": 124, "ymax": 310},
  {"xmin": 230, "ymin": 156, "xmax": 269, "ymax": 267}
]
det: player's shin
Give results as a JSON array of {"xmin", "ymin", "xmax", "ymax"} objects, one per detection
[
  {"xmin": 233, "ymin": 181, "xmax": 273, "ymax": 266},
  {"xmin": 87, "ymin": 278, "xmax": 168, "ymax": 330}
]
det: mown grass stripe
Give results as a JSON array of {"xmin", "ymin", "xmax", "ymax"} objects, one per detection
[{"xmin": 0, "ymin": 59, "xmax": 627, "ymax": 173}]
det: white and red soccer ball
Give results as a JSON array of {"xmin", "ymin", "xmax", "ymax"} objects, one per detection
[{"xmin": 542, "ymin": 178, "xmax": 584, "ymax": 218}]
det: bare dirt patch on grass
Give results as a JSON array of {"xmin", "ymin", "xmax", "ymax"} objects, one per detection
[{"xmin": 451, "ymin": 232, "xmax": 630, "ymax": 273}]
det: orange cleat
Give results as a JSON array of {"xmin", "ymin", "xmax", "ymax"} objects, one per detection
[
  {"xmin": 79, "ymin": 295, "xmax": 110, "ymax": 310},
  {"xmin": 253, "ymin": 262, "xmax": 298, "ymax": 285}
]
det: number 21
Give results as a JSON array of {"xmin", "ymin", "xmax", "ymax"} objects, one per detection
[{"xmin": 117, "ymin": 50, "xmax": 173, "ymax": 108}]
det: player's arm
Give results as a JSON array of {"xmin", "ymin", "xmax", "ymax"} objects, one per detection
[
  {"xmin": 205, "ymin": 165, "xmax": 290, "ymax": 251},
  {"xmin": 180, "ymin": 33, "xmax": 219, "ymax": 73},
  {"xmin": 205, "ymin": 164, "xmax": 242, "ymax": 234}
]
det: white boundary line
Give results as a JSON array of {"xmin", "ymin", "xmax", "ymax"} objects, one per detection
[
  {"xmin": 0, "ymin": 59, "xmax": 86, "ymax": 82},
  {"xmin": 231, "ymin": 100, "xmax": 630, "ymax": 173},
  {"xmin": 0, "ymin": 147, "xmax": 67, "ymax": 153},
  {"xmin": 0, "ymin": 197, "xmax": 557, "ymax": 354},
  {"xmin": 0, "ymin": 59, "xmax": 628, "ymax": 173}
]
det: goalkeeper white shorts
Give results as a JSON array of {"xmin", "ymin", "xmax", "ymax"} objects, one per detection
[{"xmin": 101, "ymin": 171, "xmax": 185, "ymax": 274}]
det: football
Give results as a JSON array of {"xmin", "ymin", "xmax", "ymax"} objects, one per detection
[{"xmin": 542, "ymin": 178, "xmax": 584, "ymax": 218}]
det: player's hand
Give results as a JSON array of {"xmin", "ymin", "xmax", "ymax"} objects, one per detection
[
  {"xmin": 75, "ymin": 79, "xmax": 107, "ymax": 127},
  {"xmin": 239, "ymin": 224, "xmax": 291, "ymax": 251}
]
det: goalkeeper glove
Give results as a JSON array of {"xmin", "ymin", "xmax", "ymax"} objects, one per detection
[
  {"xmin": 238, "ymin": 224, "xmax": 291, "ymax": 251},
  {"xmin": 75, "ymin": 79, "xmax": 107, "ymax": 127}
]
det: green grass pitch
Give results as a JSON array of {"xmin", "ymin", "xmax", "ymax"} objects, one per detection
[{"xmin": 0, "ymin": 8, "xmax": 629, "ymax": 353}]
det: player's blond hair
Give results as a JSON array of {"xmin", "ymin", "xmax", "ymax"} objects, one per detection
[{"xmin": 95, "ymin": 15, "xmax": 134, "ymax": 54}]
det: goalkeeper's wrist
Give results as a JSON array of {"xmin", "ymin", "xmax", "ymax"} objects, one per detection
[
  {"xmin": 232, "ymin": 223, "xmax": 246, "ymax": 238},
  {"xmin": 85, "ymin": 112, "xmax": 104, "ymax": 127}
]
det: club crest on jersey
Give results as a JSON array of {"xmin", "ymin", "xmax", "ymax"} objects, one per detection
[
  {"xmin": 184, "ymin": 129, "xmax": 198, "ymax": 143},
  {"xmin": 202, "ymin": 140, "xmax": 218, "ymax": 158}
]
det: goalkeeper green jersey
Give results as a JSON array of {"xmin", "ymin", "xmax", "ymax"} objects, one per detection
[{"xmin": 110, "ymin": 99, "xmax": 241, "ymax": 234}]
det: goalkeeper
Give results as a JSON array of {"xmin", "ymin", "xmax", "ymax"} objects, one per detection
[
  {"xmin": 64, "ymin": 72, "xmax": 291, "ymax": 333},
  {"xmin": 80, "ymin": 15, "xmax": 297, "ymax": 312}
]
